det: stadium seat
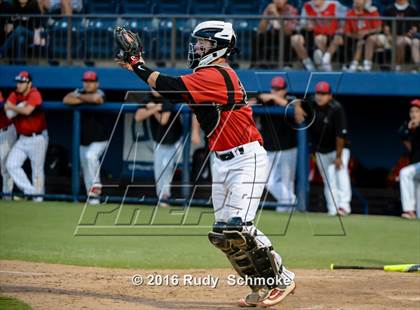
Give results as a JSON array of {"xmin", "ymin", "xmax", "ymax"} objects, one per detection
[
  {"xmin": 121, "ymin": 0, "xmax": 155, "ymax": 14},
  {"xmin": 48, "ymin": 18, "xmax": 86, "ymax": 60},
  {"xmin": 84, "ymin": 19, "xmax": 116, "ymax": 60},
  {"xmin": 155, "ymin": 0, "xmax": 190, "ymax": 14},
  {"xmin": 189, "ymin": 0, "xmax": 226, "ymax": 15},
  {"xmin": 84, "ymin": 0, "xmax": 119, "ymax": 14},
  {"xmin": 118, "ymin": 18, "xmax": 160, "ymax": 61},
  {"xmin": 225, "ymin": 0, "xmax": 264, "ymax": 15}
]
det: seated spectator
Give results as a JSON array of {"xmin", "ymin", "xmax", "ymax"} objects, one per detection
[
  {"xmin": 250, "ymin": 0, "xmax": 298, "ymax": 68},
  {"xmin": 63, "ymin": 71, "xmax": 108, "ymax": 205},
  {"xmin": 0, "ymin": 0, "xmax": 43, "ymax": 63},
  {"xmin": 399, "ymin": 99, "xmax": 420, "ymax": 219},
  {"xmin": 383, "ymin": 0, "xmax": 419, "ymax": 71},
  {"xmin": 39, "ymin": 0, "xmax": 83, "ymax": 15},
  {"xmin": 291, "ymin": 0, "xmax": 347, "ymax": 71},
  {"xmin": 5, "ymin": 71, "xmax": 48, "ymax": 202},
  {"xmin": 134, "ymin": 90, "xmax": 183, "ymax": 208},
  {"xmin": 344, "ymin": 0, "xmax": 382, "ymax": 71}
]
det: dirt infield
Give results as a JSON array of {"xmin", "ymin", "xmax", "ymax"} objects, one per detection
[{"xmin": 0, "ymin": 260, "xmax": 419, "ymax": 309}]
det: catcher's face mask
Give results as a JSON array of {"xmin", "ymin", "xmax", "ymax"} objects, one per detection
[{"xmin": 188, "ymin": 36, "xmax": 216, "ymax": 69}]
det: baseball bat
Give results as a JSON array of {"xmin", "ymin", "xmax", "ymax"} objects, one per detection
[{"xmin": 330, "ymin": 263, "xmax": 420, "ymax": 272}]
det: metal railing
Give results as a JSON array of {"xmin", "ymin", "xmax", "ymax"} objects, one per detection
[
  {"xmin": 1, "ymin": 14, "xmax": 419, "ymax": 70},
  {"xmin": 0, "ymin": 102, "xmax": 310, "ymax": 210}
]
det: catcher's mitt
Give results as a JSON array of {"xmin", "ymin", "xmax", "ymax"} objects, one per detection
[{"xmin": 114, "ymin": 26, "xmax": 144, "ymax": 64}]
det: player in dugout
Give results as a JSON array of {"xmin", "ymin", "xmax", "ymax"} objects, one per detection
[
  {"xmin": 4, "ymin": 71, "xmax": 48, "ymax": 202},
  {"xmin": 399, "ymin": 99, "xmax": 420, "ymax": 219},
  {"xmin": 63, "ymin": 71, "xmax": 109, "ymax": 205},
  {"xmin": 0, "ymin": 90, "xmax": 17, "ymax": 199},
  {"xmin": 249, "ymin": 76, "xmax": 301, "ymax": 212},
  {"xmin": 295, "ymin": 81, "xmax": 352, "ymax": 216}
]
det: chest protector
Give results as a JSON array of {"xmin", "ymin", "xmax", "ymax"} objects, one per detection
[{"xmin": 191, "ymin": 66, "xmax": 247, "ymax": 138}]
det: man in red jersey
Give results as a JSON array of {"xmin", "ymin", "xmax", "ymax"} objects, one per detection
[
  {"xmin": 291, "ymin": 0, "xmax": 347, "ymax": 71},
  {"xmin": 115, "ymin": 22, "xmax": 295, "ymax": 307},
  {"xmin": 344, "ymin": 0, "xmax": 382, "ymax": 71},
  {"xmin": 0, "ymin": 90, "xmax": 17, "ymax": 198},
  {"xmin": 4, "ymin": 71, "xmax": 48, "ymax": 201}
]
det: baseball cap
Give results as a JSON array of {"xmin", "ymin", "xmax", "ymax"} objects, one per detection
[
  {"xmin": 15, "ymin": 71, "xmax": 32, "ymax": 83},
  {"xmin": 315, "ymin": 81, "xmax": 331, "ymax": 94},
  {"xmin": 82, "ymin": 71, "xmax": 98, "ymax": 82},
  {"xmin": 410, "ymin": 99, "xmax": 420, "ymax": 108},
  {"xmin": 271, "ymin": 77, "xmax": 287, "ymax": 90}
]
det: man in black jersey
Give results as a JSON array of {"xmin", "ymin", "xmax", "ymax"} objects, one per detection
[{"xmin": 302, "ymin": 81, "xmax": 352, "ymax": 216}]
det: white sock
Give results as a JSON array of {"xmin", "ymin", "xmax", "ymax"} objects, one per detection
[
  {"xmin": 322, "ymin": 52, "xmax": 331, "ymax": 64},
  {"xmin": 363, "ymin": 59, "xmax": 372, "ymax": 71},
  {"xmin": 303, "ymin": 58, "xmax": 315, "ymax": 70}
]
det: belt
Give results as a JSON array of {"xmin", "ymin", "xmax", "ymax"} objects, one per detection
[
  {"xmin": 21, "ymin": 131, "xmax": 43, "ymax": 137},
  {"xmin": 215, "ymin": 146, "xmax": 244, "ymax": 161}
]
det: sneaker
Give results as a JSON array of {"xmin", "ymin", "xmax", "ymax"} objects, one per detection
[
  {"xmin": 303, "ymin": 58, "xmax": 315, "ymax": 71},
  {"xmin": 258, "ymin": 282, "xmax": 296, "ymax": 308},
  {"xmin": 313, "ymin": 49, "xmax": 323, "ymax": 66},
  {"xmin": 33, "ymin": 197, "xmax": 44, "ymax": 203},
  {"xmin": 347, "ymin": 60, "xmax": 359, "ymax": 72},
  {"xmin": 338, "ymin": 207, "xmax": 350, "ymax": 216},
  {"xmin": 239, "ymin": 281, "xmax": 296, "ymax": 308},
  {"xmin": 88, "ymin": 198, "xmax": 100, "ymax": 205},
  {"xmin": 362, "ymin": 59, "xmax": 372, "ymax": 71},
  {"xmin": 401, "ymin": 211, "xmax": 416, "ymax": 219}
]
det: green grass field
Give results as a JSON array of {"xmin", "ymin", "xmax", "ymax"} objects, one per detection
[
  {"xmin": 0, "ymin": 296, "xmax": 31, "ymax": 310},
  {"xmin": 0, "ymin": 201, "xmax": 419, "ymax": 269}
]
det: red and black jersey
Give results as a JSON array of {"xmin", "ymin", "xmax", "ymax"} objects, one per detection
[
  {"xmin": 180, "ymin": 65, "xmax": 263, "ymax": 151},
  {"xmin": 345, "ymin": 9, "xmax": 382, "ymax": 35},
  {"xmin": 6, "ymin": 87, "xmax": 47, "ymax": 135},
  {"xmin": 301, "ymin": 0, "xmax": 345, "ymax": 35}
]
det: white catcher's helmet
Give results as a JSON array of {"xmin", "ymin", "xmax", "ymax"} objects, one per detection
[{"xmin": 188, "ymin": 21, "xmax": 237, "ymax": 69}]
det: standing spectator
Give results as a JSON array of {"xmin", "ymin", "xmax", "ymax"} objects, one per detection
[
  {"xmin": 0, "ymin": 0, "xmax": 43, "ymax": 63},
  {"xmin": 296, "ymin": 81, "xmax": 351, "ymax": 215},
  {"xmin": 63, "ymin": 71, "xmax": 108, "ymax": 205},
  {"xmin": 250, "ymin": 77, "xmax": 298, "ymax": 210},
  {"xmin": 383, "ymin": 0, "xmax": 419, "ymax": 71},
  {"xmin": 0, "ymin": 91, "xmax": 17, "ymax": 198},
  {"xmin": 39, "ymin": 0, "xmax": 83, "ymax": 15},
  {"xmin": 4, "ymin": 71, "xmax": 48, "ymax": 201},
  {"xmin": 399, "ymin": 99, "xmax": 420, "ymax": 219},
  {"xmin": 291, "ymin": 0, "xmax": 347, "ymax": 71},
  {"xmin": 344, "ymin": 0, "xmax": 382, "ymax": 71},
  {"xmin": 251, "ymin": 0, "xmax": 298, "ymax": 68},
  {"xmin": 134, "ymin": 91, "xmax": 183, "ymax": 208}
]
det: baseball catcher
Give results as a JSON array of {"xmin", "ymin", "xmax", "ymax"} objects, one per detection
[{"xmin": 114, "ymin": 21, "xmax": 296, "ymax": 307}]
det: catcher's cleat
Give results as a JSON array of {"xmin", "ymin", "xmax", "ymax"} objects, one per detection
[{"xmin": 238, "ymin": 281, "xmax": 296, "ymax": 308}]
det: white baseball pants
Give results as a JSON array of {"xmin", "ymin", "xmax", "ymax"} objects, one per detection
[
  {"xmin": 266, "ymin": 148, "xmax": 297, "ymax": 205},
  {"xmin": 80, "ymin": 141, "xmax": 107, "ymax": 194},
  {"xmin": 153, "ymin": 141, "xmax": 181, "ymax": 200},
  {"xmin": 211, "ymin": 141, "xmax": 295, "ymax": 282},
  {"xmin": 316, "ymin": 148, "xmax": 352, "ymax": 215},
  {"xmin": 399, "ymin": 162, "xmax": 420, "ymax": 216},
  {"xmin": 0, "ymin": 125, "xmax": 17, "ymax": 194},
  {"xmin": 6, "ymin": 130, "xmax": 48, "ymax": 195}
]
